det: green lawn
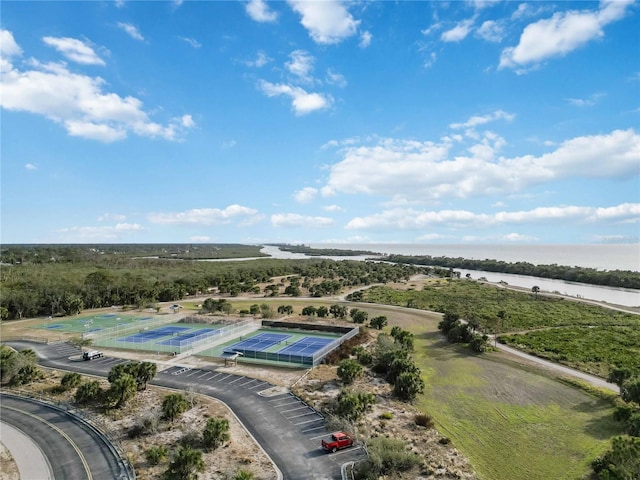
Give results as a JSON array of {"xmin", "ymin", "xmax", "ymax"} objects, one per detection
[{"xmin": 409, "ymin": 321, "xmax": 623, "ymax": 480}]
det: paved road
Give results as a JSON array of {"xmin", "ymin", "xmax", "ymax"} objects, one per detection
[
  {"xmin": 0, "ymin": 393, "xmax": 130, "ymax": 480},
  {"xmin": 6, "ymin": 340, "xmax": 366, "ymax": 480}
]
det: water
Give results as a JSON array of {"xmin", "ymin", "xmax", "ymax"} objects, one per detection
[{"xmin": 262, "ymin": 244, "xmax": 640, "ymax": 307}]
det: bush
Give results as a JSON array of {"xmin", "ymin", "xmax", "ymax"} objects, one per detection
[
  {"xmin": 75, "ymin": 380, "xmax": 103, "ymax": 405},
  {"xmin": 202, "ymin": 417, "xmax": 230, "ymax": 450},
  {"xmin": 337, "ymin": 359, "xmax": 363, "ymax": 385},
  {"xmin": 355, "ymin": 436, "xmax": 421, "ymax": 479},
  {"xmin": 379, "ymin": 412, "xmax": 393, "ymax": 420},
  {"xmin": 60, "ymin": 372, "xmax": 82, "ymax": 391},
  {"xmin": 146, "ymin": 445, "xmax": 168, "ymax": 465},
  {"xmin": 414, "ymin": 413, "xmax": 434, "ymax": 428},
  {"xmin": 592, "ymin": 435, "xmax": 640, "ymax": 479}
]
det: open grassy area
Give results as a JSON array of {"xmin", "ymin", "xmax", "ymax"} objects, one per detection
[
  {"xmin": 351, "ymin": 303, "xmax": 624, "ymax": 480},
  {"xmin": 415, "ymin": 325, "xmax": 621, "ymax": 479},
  {"xmin": 500, "ymin": 326, "xmax": 640, "ymax": 377}
]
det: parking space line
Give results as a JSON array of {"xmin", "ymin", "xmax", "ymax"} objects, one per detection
[
  {"xmin": 197, "ymin": 371, "xmax": 211, "ymax": 379},
  {"xmin": 273, "ymin": 400, "xmax": 299, "ymax": 407},
  {"xmin": 294, "ymin": 417, "xmax": 323, "ymax": 426},
  {"xmin": 228, "ymin": 376, "xmax": 244, "ymax": 384},
  {"xmin": 302, "ymin": 426, "xmax": 326, "ymax": 435},
  {"xmin": 268, "ymin": 394, "xmax": 294, "ymax": 401},
  {"xmin": 239, "ymin": 379, "xmax": 256, "ymax": 387},
  {"xmin": 286, "ymin": 411, "xmax": 317, "ymax": 420},
  {"xmin": 248, "ymin": 382, "xmax": 269, "ymax": 390},
  {"xmin": 280, "ymin": 406, "xmax": 310, "ymax": 414},
  {"xmin": 185, "ymin": 370, "xmax": 200, "ymax": 377},
  {"xmin": 218, "ymin": 374, "xmax": 232, "ymax": 382},
  {"xmin": 208, "ymin": 372, "xmax": 223, "ymax": 380}
]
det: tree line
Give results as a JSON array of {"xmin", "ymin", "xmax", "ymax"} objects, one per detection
[
  {"xmin": 0, "ymin": 248, "xmax": 420, "ymax": 320},
  {"xmin": 383, "ymin": 254, "xmax": 640, "ymax": 289}
]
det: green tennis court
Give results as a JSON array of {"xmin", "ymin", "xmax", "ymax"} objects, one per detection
[{"xmin": 32, "ymin": 313, "xmax": 157, "ymax": 334}]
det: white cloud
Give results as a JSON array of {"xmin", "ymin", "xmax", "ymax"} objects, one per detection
[
  {"xmin": 0, "ymin": 37, "xmax": 194, "ymax": 142},
  {"xmin": 98, "ymin": 213, "xmax": 126, "ymax": 222},
  {"xmin": 221, "ymin": 139, "xmax": 237, "ymax": 148},
  {"xmin": 115, "ymin": 0, "xmax": 126, "ymax": 8},
  {"xmin": 345, "ymin": 203, "xmax": 640, "ymax": 231},
  {"xmin": 326, "ymin": 69, "xmax": 347, "ymax": 87},
  {"xmin": 321, "ymin": 129, "xmax": 639, "ymax": 203},
  {"xmin": 271, "ymin": 213, "xmax": 335, "ymax": 228},
  {"xmin": 117, "ymin": 22, "xmax": 145, "ymax": 41},
  {"xmin": 43, "ymin": 36, "xmax": 105, "ymax": 65},
  {"xmin": 449, "ymin": 110, "xmax": 515, "ymax": 129},
  {"xmin": 24, "ymin": 163, "xmax": 37, "ymax": 171},
  {"xmin": 245, "ymin": 50, "xmax": 271, "ymax": 68},
  {"xmin": 58, "ymin": 223, "xmax": 143, "ymax": 240},
  {"xmin": 286, "ymin": 50, "xmax": 315, "ymax": 83},
  {"xmin": 417, "ymin": 233, "xmax": 454, "ymax": 241},
  {"xmin": 294, "ymin": 187, "xmax": 318, "ymax": 203},
  {"xmin": 288, "ymin": 0, "xmax": 360, "ymax": 44},
  {"xmin": 500, "ymin": 1, "xmax": 633, "ymax": 70},
  {"xmin": 566, "ymin": 92, "xmax": 605, "ymax": 107},
  {"xmin": 503, "ymin": 232, "xmax": 539, "ymax": 242},
  {"xmin": 423, "ymin": 52, "xmax": 437, "ymax": 69},
  {"xmin": 246, "ymin": 0, "xmax": 278, "ymax": 23},
  {"xmin": 179, "ymin": 36, "xmax": 201, "ymax": 48},
  {"xmin": 190, "ymin": 236, "xmax": 211, "ymax": 242},
  {"xmin": 323, "ymin": 204, "xmax": 344, "ymax": 212},
  {"xmin": 359, "ymin": 31, "xmax": 372, "ymax": 48},
  {"xmin": 258, "ymin": 80, "xmax": 331, "ymax": 115},
  {"xmin": 421, "ymin": 22, "xmax": 442, "ymax": 36},
  {"xmin": 441, "ymin": 18, "xmax": 475, "ymax": 42},
  {"xmin": 1, "ymin": 30, "xmax": 22, "ymax": 58},
  {"xmin": 476, "ymin": 20, "xmax": 504, "ymax": 42},
  {"xmin": 148, "ymin": 205, "xmax": 263, "ymax": 226},
  {"xmin": 492, "ymin": 201, "xmax": 506, "ymax": 207}
]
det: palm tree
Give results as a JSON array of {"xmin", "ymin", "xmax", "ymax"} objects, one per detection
[
  {"xmin": 109, "ymin": 373, "xmax": 137, "ymax": 408},
  {"xmin": 202, "ymin": 417, "xmax": 230, "ymax": 450},
  {"xmin": 136, "ymin": 361, "xmax": 157, "ymax": 390},
  {"xmin": 162, "ymin": 393, "xmax": 190, "ymax": 422},
  {"xmin": 165, "ymin": 445, "xmax": 204, "ymax": 480}
]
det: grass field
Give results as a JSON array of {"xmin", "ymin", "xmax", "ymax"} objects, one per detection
[{"xmin": 351, "ymin": 303, "xmax": 624, "ymax": 480}]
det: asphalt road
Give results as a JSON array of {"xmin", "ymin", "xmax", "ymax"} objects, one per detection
[
  {"xmin": 0, "ymin": 393, "xmax": 130, "ymax": 480},
  {"xmin": 6, "ymin": 340, "xmax": 366, "ymax": 480}
]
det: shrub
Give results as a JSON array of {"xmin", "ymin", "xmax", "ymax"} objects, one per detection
[
  {"xmin": 146, "ymin": 445, "xmax": 169, "ymax": 465},
  {"xmin": 414, "ymin": 413, "xmax": 434, "ymax": 428},
  {"xmin": 233, "ymin": 470, "xmax": 254, "ymax": 480},
  {"xmin": 75, "ymin": 380, "xmax": 103, "ymax": 405},
  {"xmin": 378, "ymin": 412, "xmax": 393, "ymax": 420},
  {"xmin": 60, "ymin": 372, "xmax": 82, "ymax": 391},
  {"xmin": 355, "ymin": 436, "xmax": 422, "ymax": 479},
  {"xmin": 591, "ymin": 435, "xmax": 640, "ymax": 479},
  {"xmin": 337, "ymin": 359, "xmax": 363, "ymax": 385},
  {"xmin": 162, "ymin": 393, "xmax": 190, "ymax": 422},
  {"xmin": 202, "ymin": 417, "xmax": 230, "ymax": 450}
]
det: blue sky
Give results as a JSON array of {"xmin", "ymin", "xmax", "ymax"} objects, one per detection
[{"xmin": 1, "ymin": 0, "xmax": 639, "ymax": 245}]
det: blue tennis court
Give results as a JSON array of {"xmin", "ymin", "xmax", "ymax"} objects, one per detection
[
  {"xmin": 224, "ymin": 333, "xmax": 291, "ymax": 353},
  {"xmin": 158, "ymin": 328, "xmax": 219, "ymax": 346},
  {"xmin": 118, "ymin": 326, "xmax": 190, "ymax": 343},
  {"xmin": 279, "ymin": 337, "xmax": 334, "ymax": 355}
]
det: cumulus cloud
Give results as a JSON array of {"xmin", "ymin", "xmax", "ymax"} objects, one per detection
[
  {"xmin": 0, "ymin": 31, "xmax": 194, "ymax": 142},
  {"xmin": 320, "ymin": 129, "xmax": 640, "ymax": 203},
  {"xmin": 326, "ymin": 68, "xmax": 347, "ymax": 87},
  {"xmin": 476, "ymin": 20, "xmax": 504, "ymax": 42},
  {"xmin": 117, "ymin": 22, "xmax": 145, "ymax": 41},
  {"xmin": 566, "ymin": 92, "xmax": 605, "ymax": 107},
  {"xmin": 323, "ymin": 204, "xmax": 344, "ymax": 212},
  {"xmin": 271, "ymin": 213, "xmax": 335, "ymax": 228},
  {"xmin": 0, "ymin": 30, "xmax": 22, "ymax": 58},
  {"xmin": 441, "ymin": 17, "xmax": 475, "ymax": 42},
  {"xmin": 43, "ymin": 36, "xmax": 105, "ymax": 65},
  {"xmin": 286, "ymin": 50, "xmax": 315, "ymax": 83},
  {"xmin": 500, "ymin": 0, "xmax": 633, "ymax": 70},
  {"xmin": 24, "ymin": 163, "xmax": 37, "ymax": 171},
  {"xmin": 288, "ymin": 0, "xmax": 360, "ymax": 44},
  {"xmin": 294, "ymin": 187, "xmax": 318, "ymax": 203},
  {"xmin": 148, "ymin": 205, "xmax": 263, "ymax": 226},
  {"xmin": 246, "ymin": 0, "xmax": 278, "ymax": 23},
  {"xmin": 359, "ymin": 31, "xmax": 372, "ymax": 48},
  {"xmin": 345, "ymin": 203, "xmax": 640, "ymax": 231},
  {"xmin": 245, "ymin": 50, "xmax": 271, "ymax": 68},
  {"xmin": 258, "ymin": 80, "xmax": 331, "ymax": 115}
]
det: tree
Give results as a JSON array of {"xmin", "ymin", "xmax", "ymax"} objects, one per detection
[
  {"xmin": 621, "ymin": 377, "xmax": 640, "ymax": 404},
  {"xmin": 394, "ymin": 371, "xmax": 425, "ymax": 401},
  {"xmin": 337, "ymin": 359, "xmax": 363, "ymax": 385},
  {"xmin": 316, "ymin": 306, "xmax": 328, "ymax": 318},
  {"xmin": 369, "ymin": 315, "xmax": 388, "ymax": 330},
  {"xmin": 336, "ymin": 390, "xmax": 375, "ymax": 421},
  {"xmin": 60, "ymin": 372, "xmax": 82, "ymax": 391},
  {"xmin": 108, "ymin": 373, "xmax": 137, "ymax": 408},
  {"xmin": 249, "ymin": 304, "xmax": 260, "ymax": 315},
  {"xmin": 532, "ymin": 286, "xmax": 540, "ymax": 299},
  {"xmin": 387, "ymin": 357, "xmax": 419, "ymax": 385},
  {"xmin": 164, "ymin": 445, "xmax": 205, "ymax": 480},
  {"xmin": 609, "ymin": 368, "xmax": 634, "ymax": 389},
  {"xmin": 277, "ymin": 305, "xmax": 293, "ymax": 314},
  {"xmin": 352, "ymin": 310, "xmax": 368, "ymax": 324},
  {"xmin": 329, "ymin": 304, "xmax": 347, "ymax": 319},
  {"xmin": 301, "ymin": 306, "xmax": 316, "ymax": 316},
  {"xmin": 392, "ymin": 330, "xmax": 414, "ymax": 351},
  {"xmin": 75, "ymin": 380, "xmax": 103, "ymax": 405},
  {"xmin": 591, "ymin": 435, "xmax": 640, "ymax": 480},
  {"xmin": 470, "ymin": 334, "xmax": 489, "ymax": 353},
  {"xmin": 202, "ymin": 417, "xmax": 230, "ymax": 450},
  {"xmin": 135, "ymin": 361, "xmax": 158, "ymax": 390},
  {"xmin": 162, "ymin": 393, "xmax": 190, "ymax": 422}
]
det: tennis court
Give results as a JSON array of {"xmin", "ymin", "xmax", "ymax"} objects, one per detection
[
  {"xmin": 278, "ymin": 337, "xmax": 335, "ymax": 355},
  {"xmin": 158, "ymin": 328, "xmax": 220, "ymax": 347},
  {"xmin": 223, "ymin": 332, "xmax": 292, "ymax": 354},
  {"xmin": 33, "ymin": 313, "xmax": 150, "ymax": 334},
  {"xmin": 118, "ymin": 326, "xmax": 190, "ymax": 343}
]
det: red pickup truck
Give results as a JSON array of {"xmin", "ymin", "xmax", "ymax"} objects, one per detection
[{"xmin": 321, "ymin": 432, "xmax": 354, "ymax": 453}]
